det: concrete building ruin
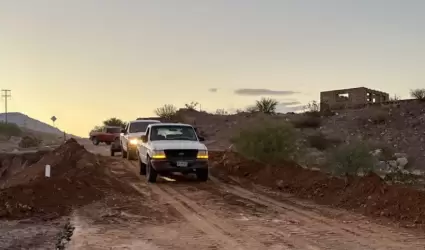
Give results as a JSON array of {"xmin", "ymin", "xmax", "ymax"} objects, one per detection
[{"xmin": 320, "ymin": 87, "xmax": 389, "ymax": 110}]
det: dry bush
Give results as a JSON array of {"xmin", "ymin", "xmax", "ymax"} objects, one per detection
[
  {"xmin": 291, "ymin": 115, "xmax": 322, "ymax": 129},
  {"xmin": 329, "ymin": 142, "xmax": 376, "ymax": 176},
  {"xmin": 19, "ymin": 136, "xmax": 42, "ymax": 148},
  {"xmin": 0, "ymin": 122, "xmax": 22, "ymax": 138},
  {"xmin": 231, "ymin": 122, "xmax": 299, "ymax": 163},
  {"xmin": 358, "ymin": 109, "xmax": 389, "ymax": 125},
  {"xmin": 307, "ymin": 133, "xmax": 332, "ymax": 150},
  {"xmin": 255, "ymin": 98, "xmax": 278, "ymax": 114}
]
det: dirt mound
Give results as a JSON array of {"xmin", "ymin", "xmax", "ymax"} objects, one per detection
[
  {"xmin": 210, "ymin": 151, "xmax": 425, "ymax": 227},
  {"xmin": 0, "ymin": 138, "xmax": 135, "ymax": 220},
  {"xmin": 0, "ymin": 150, "xmax": 49, "ymax": 187}
]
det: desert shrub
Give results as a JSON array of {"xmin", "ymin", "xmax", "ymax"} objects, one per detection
[
  {"xmin": 184, "ymin": 101, "xmax": 199, "ymax": 110},
  {"xmin": 245, "ymin": 105, "xmax": 258, "ymax": 113},
  {"xmin": 231, "ymin": 122, "xmax": 299, "ymax": 163},
  {"xmin": 19, "ymin": 135, "xmax": 42, "ymax": 148},
  {"xmin": 154, "ymin": 104, "xmax": 177, "ymax": 120},
  {"xmin": 307, "ymin": 133, "xmax": 331, "ymax": 150},
  {"xmin": 410, "ymin": 88, "xmax": 425, "ymax": 100},
  {"xmin": 358, "ymin": 109, "xmax": 389, "ymax": 125},
  {"xmin": 215, "ymin": 109, "xmax": 228, "ymax": 115},
  {"xmin": 255, "ymin": 98, "xmax": 278, "ymax": 114},
  {"xmin": 291, "ymin": 115, "xmax": 321, "ymax": 128},
  {"xmin": 0, "ymin": 122, "xmax": 22, "ymax": 137},
  {"xmin": 329, "ymin": 142, "xmax": 376, "ymax": 176}
]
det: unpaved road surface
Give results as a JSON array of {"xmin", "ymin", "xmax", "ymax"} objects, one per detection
[{"xmin": 60, "ymin": 140, "xmax": 425, "ymax": 250}]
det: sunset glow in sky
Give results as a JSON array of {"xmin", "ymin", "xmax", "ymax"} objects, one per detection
[{"xmin": 1, "ymin": 0, "xmax": 424, "ymax": 136}]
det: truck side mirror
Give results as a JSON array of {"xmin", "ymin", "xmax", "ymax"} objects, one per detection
[
  {"xmin": 198, "ymin": 136, "xmax": 205, "ymax": 142},
  {"xmin": 121, "ymin": 129, "xmax": 126, "ymax": 134},
  {"xmin": 140, "ymin": 135, "xmax": 147, "ymax": 142}
]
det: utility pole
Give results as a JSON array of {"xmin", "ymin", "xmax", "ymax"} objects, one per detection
[{"xmin": 1, "ymin": 90, "xmax": 11, "ymax": 123}]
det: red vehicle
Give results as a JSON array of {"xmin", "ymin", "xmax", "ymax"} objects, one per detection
[{"xmin": 89, "ymin": 126, "xmax": 121, "ymax": 145}]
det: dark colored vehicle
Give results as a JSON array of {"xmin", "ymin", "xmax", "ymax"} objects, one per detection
[{"xmin": 89, "ymin": 126, "xmax": 121, "ymax": 145}]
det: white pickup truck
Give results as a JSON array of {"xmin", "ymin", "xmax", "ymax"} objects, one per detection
[
  {"xmin": 120, "ymin": 119, "xmax": 161, "ymax": 160},
  {"xmin": 136, "ymin": 123, "xmax": 209, "ymax": 183}
]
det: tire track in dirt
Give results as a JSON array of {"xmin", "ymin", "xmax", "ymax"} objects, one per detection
[
  {"xmin": 130, "ymin": 182, "xmax": 249, "ymax": 250},
  {"xmin": 162, "ymin": 182, "xmax": 325, "ymax": 250},
  {"xmin": 209, "ymin": 176, "xmax": 425, "ymax": 250}
]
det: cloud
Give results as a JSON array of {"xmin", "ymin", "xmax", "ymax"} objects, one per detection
[
  {"xmin": 209, "ymin": 88, "xmax": 218, "ymax": 93},
  {"xmin": 275, "ymin": 100, "xmax": 304, "ymax": 113},
  {"xmin": 278, "ymin": 101, "xmax": 301, "ymax": 106},
  {"xmin": 234, "ymin": 88, "xmax": 298, "ymax": 96}
]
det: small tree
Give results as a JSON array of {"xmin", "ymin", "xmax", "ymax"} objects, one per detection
[
  {"xmin": 410, "ymin": 89, "xmax": 425, "ymax": 100},
  {"xmin": 255, "ymin": 98, "xmax": 278, "ymax": 114},
  {"xmin": 304, "ymin": 100, "xmax": 320, "ymax": 113},
  {"xmin": 103, "ymin": 117, "xmax": 126, "ymax": 128},
  {"xmin": 215, "ymin": 109, "xmax": 228, "ymax": 115},
  {"xmin": 155, "ymin": 104, "xmax": 177, "ymax": 119},
  {"xmin": 184, "ymin": 101, "xmax": 199, "ymax": 110}
]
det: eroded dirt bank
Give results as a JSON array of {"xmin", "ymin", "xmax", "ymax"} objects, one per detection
[{"xmin": 209, "ymin": 151, "xmax": 425, "ymax": 229}]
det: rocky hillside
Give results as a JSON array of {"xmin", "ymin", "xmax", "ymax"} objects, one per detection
[
  {"xmin": 175, "ymin": 100, "xmax": 425, "ymax": 171},
  {"xmin": 0, "ymin": 112, "xmax": 62, "ymax": 135}
]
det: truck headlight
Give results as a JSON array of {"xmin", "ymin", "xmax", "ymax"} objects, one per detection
[
  {"xmin": 197, "ymin": 150, "xmax": 208, "ymax": 159},
  {"xmin": 151, "ymin": 150, "xmax": 166, "ymax": 159},
  {"xmin": 129, "ymin": 138, "xmax": 138, "ymax": 145}
]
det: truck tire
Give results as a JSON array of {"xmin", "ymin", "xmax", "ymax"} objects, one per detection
[
  {"xmin": 138, "ymin": 152, "xmax": 146, "ymax": 175},
  {"xmin": 146, "ymin": 156, "xmax": 157, "ymax": 183},
  {"xmin": 110, "ymin": 148, "xmax": 115, "ymax": 156},
  {"xmin": 196, "ymin": 168, "xmax": 208, "ymax": 182},
  {"xmin": 92, "ymin": 137, "xmax": 99, "ymax": 145},
  {"xmin": 127, "ymin": 146, "xmax": 136, "ymax": 160},
  {"xmin": 121, "ymin": 145, "xmax": 127, "ymax": 158}
]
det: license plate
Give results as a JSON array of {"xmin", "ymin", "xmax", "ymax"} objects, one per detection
[{"xmin": 176, "ymin": 161, "xmax": 188, "ymax": 167}]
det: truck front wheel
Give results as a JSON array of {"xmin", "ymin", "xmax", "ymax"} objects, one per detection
[
  {"xmin": 138, "ymin": 152, "xmax": 146, "ymax": 175},
  {"xmin": 146, "ymin": 156, "xmax": 158, "ymax": 183},
  {"xmin": 92, "ymin": 137, "xmax": 99, "ymax": 145},
  {"xmin": 121, "ymin": 145, "xmax": 127, "ymax": 158},
  {"xmin": 196, "ymin": 168, "xmax": 208, "ymax": 182}
]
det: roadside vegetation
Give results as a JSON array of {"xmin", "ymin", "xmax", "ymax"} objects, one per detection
[
  {"xmin": 231, "ymin": 122, "xmax": 299, "ymax": 163},
  {"xmin": 0, "ymin": 122, "xmax": 22, "ymax": 138}
]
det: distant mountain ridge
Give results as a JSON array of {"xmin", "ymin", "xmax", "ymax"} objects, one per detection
[{"xmin": 0, "ymin": 112, "xmax": 64, "ymax": 135}]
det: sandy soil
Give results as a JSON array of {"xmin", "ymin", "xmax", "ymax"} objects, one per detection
[{"xmin": 64, "ymin": 140, "xmax": 425, "ymax": 250}]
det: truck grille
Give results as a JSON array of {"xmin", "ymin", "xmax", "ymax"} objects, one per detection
[{"xmin": 164, "ymin": 149, "xmax": 198, "ymax": 160}]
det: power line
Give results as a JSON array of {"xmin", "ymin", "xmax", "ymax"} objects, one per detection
[{"xmin": 1, "ymin": 89, "xmax": 11, "ymax": 123}]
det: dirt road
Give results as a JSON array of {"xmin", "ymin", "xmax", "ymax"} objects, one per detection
[{"xmin": 67, "ymin": 140, "xmax": 425, "ymax": 250}]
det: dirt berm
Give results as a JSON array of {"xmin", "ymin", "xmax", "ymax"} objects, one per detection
[
  {"xmin": 210, "ymin": 151, "xmax": 425, "ymax": 228},
  {"xmin": 0, "ymin": 139, "xmax": 136, "ymax": 220}
]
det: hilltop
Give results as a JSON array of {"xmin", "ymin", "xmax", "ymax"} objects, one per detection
[{"xmin": 0, "ymin": 112, "xmax": 63, "ymax": 135}]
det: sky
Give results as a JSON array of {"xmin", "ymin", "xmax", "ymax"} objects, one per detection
[{"xmin": 1, "ymin": 0, "xmax": 425, "ymax": 136}]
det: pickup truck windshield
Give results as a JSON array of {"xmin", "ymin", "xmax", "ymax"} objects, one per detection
[
  {"xmin": 129, "ymin": 122, "xmax": 155, "ymax": 133},
  {"xmin": 150, "ymin": 126, "xmax": 198, "ymax": 141}
]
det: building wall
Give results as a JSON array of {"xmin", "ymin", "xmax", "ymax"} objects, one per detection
[{"xmin": 320, "ymin": 87, "xmax": 389, "ymax": 110}]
